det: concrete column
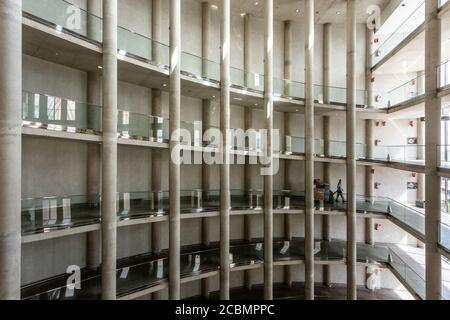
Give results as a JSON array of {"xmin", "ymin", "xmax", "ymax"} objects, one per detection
[
  {"xmin": 169, "ymin": 0, "xmax": 181, "ymax": 300},
  {"xmin": 322, "ymin": 22, "xmax": 332, "ymax": 288},
  {"xmin": 151, "ymin": 0, "xmax": 164, "ymax": 261},
  {"xmin": 244, "ymin": 107, "xmax": 253, "ymax": 290},
  {"xmin": 284, "ymin": 112, "xmax": 293, "ymax": 287},
  {"xmin": 323, "ymin": 23, "xmax": 331, "ymax": 105},
  {"xmin": 0, "ymin": 0, "xmax": 22, "ymax": 300},
  {"xmin": 263, "ymin": 0, "xmax": 274, "ymax": 301},
  {"xmin": 220, "ymin": 0, "xmax": 231, "ymax": 300},
  {"xmin": 101, "ymin": 0, "xmax": 118, "ymax": 300},
  {"xmin": 304, "ymin": 0, "xmax": 315, "ymax": 301},
  {"xmin": 244, "ymin": 13, "xmax": 252, "ymax": 87},
  {"xmin": 424, "ymin": 0, "xmax": 442, "ymax": 300},
  {"xmin": 346, "ymin": 0, "xmax": 357, "ymax": 301},
  {"xmin": 87, "ymin": 0, "xmax": 102, "ymax": 40},
  {"xmin": 284, "ymin": 20, "xmax": 292, "ymax": 95},
  {"xmin": 152, "ymin": 0, "xmax": 163, "ymax": 62},
  {"xmin": 365, "ymin": 27, "xmax": 373, "ymax": 107},
  {"xmin": 201, "ymin": 1, "xmax": 212, "ymax": 299},
  {"xmin": 86, "ymin": 72, "xmax": 102, "ymax": 270},
  {"xmin": 417, "ymin": 118, "xmax": 425, "ymax": 204}
]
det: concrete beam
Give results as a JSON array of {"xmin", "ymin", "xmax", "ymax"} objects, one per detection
[
  {"xmin": 101, "ymin": 0, "xmax": 118, "ymax": 300},
  {"xmin": 0, "ymin": 0, "xmax": 22, "ymax": 300}
]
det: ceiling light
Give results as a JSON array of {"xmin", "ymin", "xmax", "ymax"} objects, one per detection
[
  {"xmin": 336, "ymin": 11, "xmax": 341, "ymax": 15},
  {"xmin": 296, "ymin": 9, "xmax": 300, "ymax": 13},
  {"xmin": 97, "ymin": 65, "xmax": 103, "ymax": 69},
  {"xmin": 211, "ymin": 5, "xmax": 218, "ymax": 9},
  {"xmin": 162, "ymin": 84, "xmax": 167, "ymax": 87},
  {"xmin": 240, "ymin": 13, "xmax": 246, "ymax": 17},
  {"xmin": 255, "ymin": 2, "xmax": 259, "ymax": 5}
]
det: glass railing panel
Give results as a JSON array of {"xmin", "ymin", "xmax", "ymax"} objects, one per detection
[
  {"xmin": 180, "ymin": 120, "xmax": 203, "ymax": 147},
  {"xmin": 315, "ymin": 85, "xmax": 347, "ymax": 105},
  {"xmin": 440, "ymin": 0, "xmax": 449, "ymax": 7},
  {"xmin": 315, "ymin": 139, "xmax": 324, "ymax": 156},
  {"xmin": 371, "ymin": 2, "xmax": 425, "ymax": 67},
  {"xmin": 385, "ymin": 145, "xmax": 424, "ymax": 163},
  {"xmin": 328, "ymin": 140, "xmax": 346, "ymax": 158},
  {"xmin": 440, "ymin": 222, "xmax": 450, "ymax": 251},
  {"xmin": 118, "ymin": 26, "xmax": 169, "ymax": 67},
  {"xmin": 22, "ymin": 91, "xmax": 102, "ymax": 133},
  {"xmin": 273, "ymin": 78, "xmax": 305, "ymax": 99},
  {"xmin": 230, "ymin": 68, "xmax": 264, "ymax": 92},
  {"xmin": 23, "ymin": 0, "xmax": 103, "ymax": 42},
  {"xmin": 439, "ymin": 60, "xmax": 450, "ymax": 89},
  {"xmin": 356, "ymin": 143, "xmax": 367, "ymax": 159},
  {"xmin": 21, "ymin": 195, "xmax": 101, "ymax": 235},
  {"xmin": 388, "ymin": 201, "xmax": 425, "ymax": 235},
  {"xmin": 117, "ymin": 110, "xmax": 151, "ymax": 140},
  {"xmin": 286, "ymin": 136, "xmax": 305, "ymax": 155},
  {"xmin": 388, "ymin": 73, "xmax": 425, "ymax": 107},
  {"xmin": 116, "ymin": 192, "xmax": 156, "ymax": 219},
  {"xmin": 150, "ymin": 116, "xmax": 170, "ymax": 142},
  {"xmin": 389, "ymin": 249, "xmax": 425, "ymax": 299}
]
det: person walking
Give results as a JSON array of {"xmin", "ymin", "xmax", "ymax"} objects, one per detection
[{"xmin": 336, "ymin": 179, "xmax": 345, "ymax": 202}]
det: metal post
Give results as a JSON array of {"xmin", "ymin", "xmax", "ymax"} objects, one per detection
[
  {"xmin": 101, "ymin": 0, "xmax": 118, "ymax": 300},
  {"xmin": 0, "ymin": 0, "xmax": 22, "ymax": 300}
]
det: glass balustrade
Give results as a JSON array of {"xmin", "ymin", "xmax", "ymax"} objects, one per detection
[
  {"xmin": 23, "ymin": 0, "xmax": 103, "ymax": 42},
  {"xmin": 22, "ymin": 91, "xmax": 102, "ymax": 134},
  {"xmin": 388, "ymin": 249, "xmax": 425, "ymax": 299},
  {"xmin": 440, "ymin": 0, "xmax": 449, "ymax": 7},
  {"xmin": 22, "ymin": 238, "xmax": 392, "ymax": 300},
  {"xmin": 371, "ymin": 1, "xmax": 425, "ymax": 67},
  {"xmin": 439, "ymin": 60, "xmax": 450, "ymax": 89},
  {"xmin": 438, "ymin": 145, "xmax": 450, "ymax": 168},
  {"xmin": 117, "ymin": 111, "xmax": 169, "ymax": 142},
  {"xmin": 230, "ymin": 67, "xmax": 264, "ymax": 92},
  {"xmin": 440, "ymin": 222, "xmax": 450, "ymax": 251},
  {"xmin": 21, "ymin": 195, "xmax": 101, "ymax": 235},
  {"xmin": 387, "ymin": 73, "xmax": 425, "ymax": 107},
  {"xmin": 386, "ymin": 201, "xmax": 425, "ymax": 235},
  {"xmin": 181, "ymin": 52, "xmax": 219, "ymax": 82}
]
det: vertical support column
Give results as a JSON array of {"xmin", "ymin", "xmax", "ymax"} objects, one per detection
[
  {"xmin": 284, "ymin": 112, "xmax": 293, "ymax": 287},
  {"xmin": 263, "ymin": 0, "xmax": 274, "ymax": 301},
  {"xmin": 304, "ymin": 0, "xmax": 315, "ymax": 301},
  {"xmin": 244, "ymin": 107, "xmax": 253, "ymax": 290},
  {"xmin": 417, "ymin": 118, "xmax": 425, "ymax": 206},
  {"xmin": 201, "ymin": 1, "xmax": 212, "ymax": 299},
  {"xmin": 0, "ymin": 0, "xmax": 22, "ymax": 300},
  {"xmin": 424, "ymin": 0, "xmax": 442, "ymax": 301},
  {"xmin": 346, "ymin": 0, "xmax": 357, "ymax": 301},
  {"xmin": 86, "ymin": 72, "xmax": 102, "ymax": 270},
  {"xmin": 87, "ymin": 0, "xmax": 102, "ymax": 40},
  {"xmin": 244, "ymin": 13, "xmax": 252, "ymax": 87},
  {"xmin": 101, "ymin": 0, "xmax": 118, "ymax": 300},
  {"xmin": 322, "ymin": 22, "xmax": 332, "ymax": 288},
  {"xmin": 151, "ymin": 0, "xmax": 164, "ymax": 262},
  {"xmin": 220, "ymin": 0, "xmax": 231, "ymax": 300},
  {"xmin": 283, "ymin": 20, "xmax": 293, "ymax": 288},
  {"xmin": 169, "ymin": 0, "xmax": 181, "ymax": 300}
]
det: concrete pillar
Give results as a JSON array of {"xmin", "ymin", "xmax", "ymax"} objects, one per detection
[
  {"xmin": 365, "ymin": 120, "xmax": 375, "ymax": 247},
  {"xmin": 417, "ymin": 118, "xmax": 425, "ymax": 204},
  {"xmin": 322, "ymin": 22, "xmax": 332, "ymax": 288},
  {"xmin": 87, "ymin": 0, "xmax": 102, "ymax": 40},
  {"xmin": 201, "ymin": 1, "xmax": 212, "ymax": 299},
  {"xmin": 284, "ymin": 20, "xmax": 292, "ymax": 95},
  {"xmin": 346, "ymin": 0, "xmax": 357, "ymax": 301},
  {"xmin": 86, "ymin": 72, "xmax": 102, "ymax": 270},
  {"xmin": 244, "ymin": 108, "xmax": 253, "ymax": 290},
  {"xmin": 152, "ymin": 0, "xmax": 163, "ymax": 62},
  {"xmin": 0, "ymin": 0, "xmax": 22, "ymax": 300},
  {"xmin": 101, "ymin": 0, "xmax": 118, "ymax": 300},
  {"xmin": 244, "ymin": 13, "xmax": 252, "ymax": 87},
  {"xmin": 323, "ymin": 23, "xmax": 331, "ymax": 105},
  {"xmin": 220, "ymin": 0, "xmax": 231, "ymax": 300},
  {"xmin": 424, "ymin": 0, "xmax": 442, "ymax": 300},
  {"xmin": 169, "ymin": 0, "xmax": 181, "ymax": 300},
  {"xmin": 284, "ymin": 112, "xmax": 293, "ymax": 287},
  {"xmin": 304, "ymin": 0, "xmax": 315, "ymax": 301},
  {"xmin": 263, "ymin": 0, "xmax": 274, "ymax": 301},
  {"xmin": 151, "ymin": 0, "xmax": 164, "ymax": 262}
]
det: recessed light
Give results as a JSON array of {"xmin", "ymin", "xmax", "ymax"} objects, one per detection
[
  {"xmin": 296, "ymin": 9, "xmax": 300, "ymax": 13},
  {"xmin": 97, "ymin": 65, "xmax": 103, "ymax": 69},
  {"xmin": 336, "ymin": 11, "xmax": 341, "ymax": 15},
  {"xmin": 240, "ymin": 13, "xmax": 246, "ymax": 17},
  {"xmin": 211, "ymin": 5, "xmax": 218, "ymax": 9},
  {"xmin": 255, "ymin": 2, "xmax": 259, "ymax": 6},
  {"xmin": 162, "ymin": 84, "xmax": 167, "ymax": 87}
]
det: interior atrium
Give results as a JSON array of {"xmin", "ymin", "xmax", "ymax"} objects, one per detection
[{"xmin": 0, "ymin": 0, "xmax": 450, "ymax": 301}]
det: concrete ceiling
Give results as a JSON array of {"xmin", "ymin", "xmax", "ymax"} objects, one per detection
[{"xmin": 196, "ymin": 0, "xmax": 391, "ymax": 24}]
